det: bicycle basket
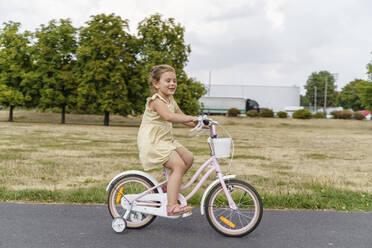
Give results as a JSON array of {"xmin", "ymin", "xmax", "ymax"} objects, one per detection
[{"xmin": 212, "ymin": 138, "xmax": 232, "ymax": 158}]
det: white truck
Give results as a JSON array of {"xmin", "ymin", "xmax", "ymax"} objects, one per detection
[
  {"xmin": 203, "ymin": 84, "xmax": 300, "ymax": 113},
  {"xmin": 199, "ymin": 96, "xmax": 259, "ymax": 115}
]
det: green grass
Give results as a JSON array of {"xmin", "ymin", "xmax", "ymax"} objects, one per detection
[
  {"xmin": 233, "ymin": 154, "xmax": 268, "ymax": 160},
  {"xmin": 306, "ymin": 153, "xmax": 328, "ymax": 160},
  {"xmin": 0, "ymin": 187, "xmax": 107, "ymax": 203},
  {"xmin": 262, "ymin": 185, "xmax": 372, "ymax": 211},
  {"xmin": 1, "ymin": 185, "xmax": 371, "ymax": 211}
]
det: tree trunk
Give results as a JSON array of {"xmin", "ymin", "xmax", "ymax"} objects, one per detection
[
  {"xmin": 8, "ymin": 106, "xmax": 14, "ymax": 122},
  {"xmin": 61, "ymin": 105, "xmax": 66, "ymax": 124},
  {"xmin": 104, "ymin": 111, "xmax": 110, "ymax": 126}
]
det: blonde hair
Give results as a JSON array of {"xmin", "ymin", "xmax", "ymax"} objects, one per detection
[{"xmin": 148, "ymin": 64, "xmax": 175, "ymax": 95}]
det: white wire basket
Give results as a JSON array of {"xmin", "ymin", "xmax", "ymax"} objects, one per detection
[{"xmin": 212, "ymin": 138, "xmax": 232, "ymax": 158}]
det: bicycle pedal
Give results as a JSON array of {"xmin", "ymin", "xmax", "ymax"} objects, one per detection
[{"xmin": 182, "ymin": 211, "xmax": 192, "ymax": 218}]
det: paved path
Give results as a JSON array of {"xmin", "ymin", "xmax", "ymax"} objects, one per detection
[{"xmin": 0, "ymin": 203, "xmax": 371, "ymax": 248}]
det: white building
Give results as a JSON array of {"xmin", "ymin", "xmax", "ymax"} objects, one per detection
[{"xmin": 202, "ymin": 84, "xmax": 300, "ymax": 113}]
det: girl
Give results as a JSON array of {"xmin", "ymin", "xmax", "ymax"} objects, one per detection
[{"xmin": 137, "ymin": 64, "xmax": 199, "ymax": 216}]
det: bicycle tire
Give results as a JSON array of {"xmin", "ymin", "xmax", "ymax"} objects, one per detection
[
  {"xmin": 205, "ymin": 179, "xmax": 263, "ymax": 237},
  {"xmin": 107, "ymin": 174, "xmax": 158, "ymax": 229}
]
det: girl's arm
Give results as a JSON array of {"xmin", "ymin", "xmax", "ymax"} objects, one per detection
[
  {"xmin": 151, "ymin": 98, "xmax": 197, "ymax": 124},
  {"xmin": 174, "ymin": 105, "xmax": 197, "ymax": 127}
]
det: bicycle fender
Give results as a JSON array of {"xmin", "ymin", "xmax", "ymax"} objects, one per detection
[
  {"xmin": 200, "ymin": 175, "xmax": 236, "ymax": 215},
  {"xmin": 105, "ymin": 170, "xmax": 161, "ymax": 192}
]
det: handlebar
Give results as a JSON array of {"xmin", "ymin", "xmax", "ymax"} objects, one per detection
[
  {"xmin": 189, "ymin": 115, "xmax": 235, "ymax": 175},
  {"xmin": 190, "ymin": 115, "xmax": 217, "ymax": 132},
  {"xmin": 190, "ymin": 114, "xmax": 234, "ymax": 175}
]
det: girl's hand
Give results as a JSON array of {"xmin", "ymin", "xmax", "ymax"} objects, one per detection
[{"xmin": 191, "ymin": 116, "xmax": 199, "ymax": 124}]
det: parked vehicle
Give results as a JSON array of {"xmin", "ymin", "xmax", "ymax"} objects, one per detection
[
  {"xmin": 199, "ymin": 97, "xmax": 259, "ymax": 115},
  {"xmin": 359, "ymin": 110, "xmax": 371, "ymax": 120}
]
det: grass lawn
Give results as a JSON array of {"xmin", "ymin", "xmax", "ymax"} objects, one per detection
[{"xmin": 0, "ymin": 110, "xmax": 371, "ymax": 211}]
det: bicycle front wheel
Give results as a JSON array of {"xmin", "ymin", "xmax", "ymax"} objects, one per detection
[
  {"xmin": 107, "ymin": 174, "xmax": 158, "ymax": 229},
  {"xmin": 205, "ymin": 179, "xmax": 263, "ymax": 237}
]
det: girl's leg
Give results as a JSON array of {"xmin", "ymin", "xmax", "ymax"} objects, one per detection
[
  {"xmin": 162, "ymin": 147, "xmax": 194, "ymax": 193},
  {"xmin": 175, "ymin": 147, "xmax": 194, "ymax": 172},
  {"xmin": 163, "ymin": 151, "xmax": 191, "ymax": 215}
]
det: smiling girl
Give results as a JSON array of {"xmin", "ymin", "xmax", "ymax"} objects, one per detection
[{"xmin": 137, "ymin": 65, "xmax": 199, "ymax": 216}]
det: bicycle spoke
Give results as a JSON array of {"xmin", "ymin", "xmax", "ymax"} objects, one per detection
[
  {"xmin": 235, "ymin": 210, "xmax": 254, "ymax": 219},
  {"xmin": 237, "ymin": 211, "xmax": 244, "ymax": 228},
  {"xmin": 214, "ymin": 208, "xmax": 229, "ymax": 217},
  {"xmin": 237, "ymin": 191, "xmax": 245, "ymax": 205}
]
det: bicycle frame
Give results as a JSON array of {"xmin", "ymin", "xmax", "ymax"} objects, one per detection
[{"xmin": 131, "ymin": 122, "xmax": 237, "ymax": 211}]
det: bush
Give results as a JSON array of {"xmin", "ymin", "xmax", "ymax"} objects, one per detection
[
  {"xmin": 259, "ymin": 108, "xmax": 274, "ymax": 118},
  {"xmin": 246, "ymin": 110, "xmax": 258, "ymax": 117},
  {"xmin": 331, "ymin": 110, "xmax": 341, "ymax": 119},
  {"xmin": 340, "ymin": 110, "xmax": 353, "ymax": 119},
  {"xmin": 353, "ymin": 112, "xmax": 366, "ymax": 120},
  {"xmin": 292, "ymin": 109, "xmax": 312, "ymax": 119},
  {"xmin": 276, "ymin": 111, "xmax": 287, "ymax": 118},
  {"xmin": 227, "ymin": 108, "xmax": 241, "ymax": 117},
  {"xmin": 331, "ymin": 110, "xmax": 353, "ymax": 119},
  {"xmin": 313, "ymin": 112, "xmax": 325, "ymax": 119}
]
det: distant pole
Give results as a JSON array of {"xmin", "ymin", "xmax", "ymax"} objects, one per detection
[
  {"xmin": 208, "ymin": 70, "xmax": 212, "ymax": 96},
  {"xmin": 314, "ymin": 86, "xmax": 317, "ymax": 112},
  {"xmin": 323, "ymin": 77, "xmax": 328, "ymax": 114}
]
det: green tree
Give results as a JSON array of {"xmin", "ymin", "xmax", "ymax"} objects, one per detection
[
  {"xmin": 360, "ymin": 55, "xmax": 372, "ymax": 110},
  {"xmin": 359, "ymin": 82, "xmax": 372, "ymax": 110},
  {"xmin": 304, "ymin": 71, "xmax": 338, "ymax": 112},
  {"xmin": 76, "ymin": 14, "xmax": 136, "ymax": 126},
  {"xmin": 338, "ymin": 79, "xmax": 370, "ymax": 111},
  {"xmin": 0, "ymin": 21, "xmax": 37, "ymax": 121},
  {"xmin": 300, "ymin": 95, "xmax": 310, "ymax": 107},
  {"xmin": 367, "ymin": 55, "xmax": 372, "ymax": 81},
  {"xmin": 134, "ymin": 14, "xmax": 205, "ymax": 115},
  {"xmin": 35, "ymin": 19, "xmax": 78, "ymax": 124}
]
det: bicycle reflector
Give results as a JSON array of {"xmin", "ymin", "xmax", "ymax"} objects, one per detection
[
  {"xmin": 219, "ymin": 216, "xmax": 236, "ymax": 228},
  {"xmin": 115, "ymin": 187, "xmax": 124, "ymax": 204}
]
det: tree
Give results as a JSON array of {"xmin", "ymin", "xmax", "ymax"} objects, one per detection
[
  {"xmin": 338, "ymin": 79, "xmax": 370, "ymax": 111},
  {"xmin": 359, "ymin": 82, "xmax": 372, "ymax": 110},
  {"xmin": 35, "ymin": 19, "xmax": 78, "ymax": 124},
  {"xmin": 304, "ymin": 71, "xmax": 337, "ymax": 112},
  {"xmin": 362, "ymin": 54, "xmax": 372, "ymax": 110},
  {"xmin": 0, "ymin": 21, "xmax": 37, "ymax": 121},
  {"xmin": 300, "ymin": 95, "xmax": 310, "ymax": 107},
  {"xmin": 367, "ymin": 55, "xmax": 372, "ymax": 81},
  {"xmin": 76, "ymin": 14, "xmax": 136, "ymax": 126},
  {"xmin": 134, "ymin": 14, "xmax": 205, "ymax": 115}
]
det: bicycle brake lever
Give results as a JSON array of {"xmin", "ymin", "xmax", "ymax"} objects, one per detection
[{"xmin": 190, "ymin": 116, "xmax": 203, "ymax": 132}]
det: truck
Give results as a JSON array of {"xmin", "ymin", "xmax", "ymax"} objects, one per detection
[
  {"xmin": 199, "ymin": 96, "xmax": 259, "ymax": 115},
  {"xmin": 204, "ymin": 84, "xmax": 300, "ymax": 113}
]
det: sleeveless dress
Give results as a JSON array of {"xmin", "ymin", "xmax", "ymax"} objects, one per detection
[{"xmin": 137, "ymin": 93, "xmax": 184, "ymax": 171}]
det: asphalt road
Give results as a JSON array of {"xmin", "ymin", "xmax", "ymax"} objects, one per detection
[{"xmin": 0, "ymin": 203, "xmax": 371, "ymax": 248}]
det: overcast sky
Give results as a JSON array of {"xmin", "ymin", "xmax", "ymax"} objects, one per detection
[{"xmin": 1, "ymin": 0, "xmax": 371, "ymax": 94}]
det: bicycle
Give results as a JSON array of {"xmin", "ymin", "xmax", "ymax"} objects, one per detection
[{"xmin": 106, "ymin": 115, "xmax": 263, "ymax": 237}]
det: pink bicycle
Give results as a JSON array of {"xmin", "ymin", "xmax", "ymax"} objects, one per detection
[{"xmin": 106, "ymin": 116, "xmax": 263, "ymax": 237}]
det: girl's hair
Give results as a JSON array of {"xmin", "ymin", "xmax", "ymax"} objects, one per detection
[{"xmin": 148, "ymin": 64, "xmax": 175, "ymax": 95}]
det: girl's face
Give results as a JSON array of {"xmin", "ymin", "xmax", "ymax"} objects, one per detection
[{"xmin": 153, "ymin": 71, "xmax": 177, "ymax": 99}]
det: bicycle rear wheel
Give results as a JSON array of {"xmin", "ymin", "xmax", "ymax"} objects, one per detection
[
  {"xmin": 205, "ymin": 179, "xmax": 263, "ymax": 237},
  {"xmin": 107, "ymin": 174, "xmax": 158, "ymax": 229}
]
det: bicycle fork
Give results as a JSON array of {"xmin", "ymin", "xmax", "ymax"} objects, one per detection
[{"xmin": 217, "ymin": 172, "xmax": 237, "ymax": 210}]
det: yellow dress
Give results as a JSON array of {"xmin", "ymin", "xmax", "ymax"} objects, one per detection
[{"xmin": 137, "ymin": 93, "xmax": 183, "ymax": 171}]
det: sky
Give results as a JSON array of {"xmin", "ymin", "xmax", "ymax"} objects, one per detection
[{"xmin": 1, "ymin": 0, "xmax": 372, "ymax": 94}]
